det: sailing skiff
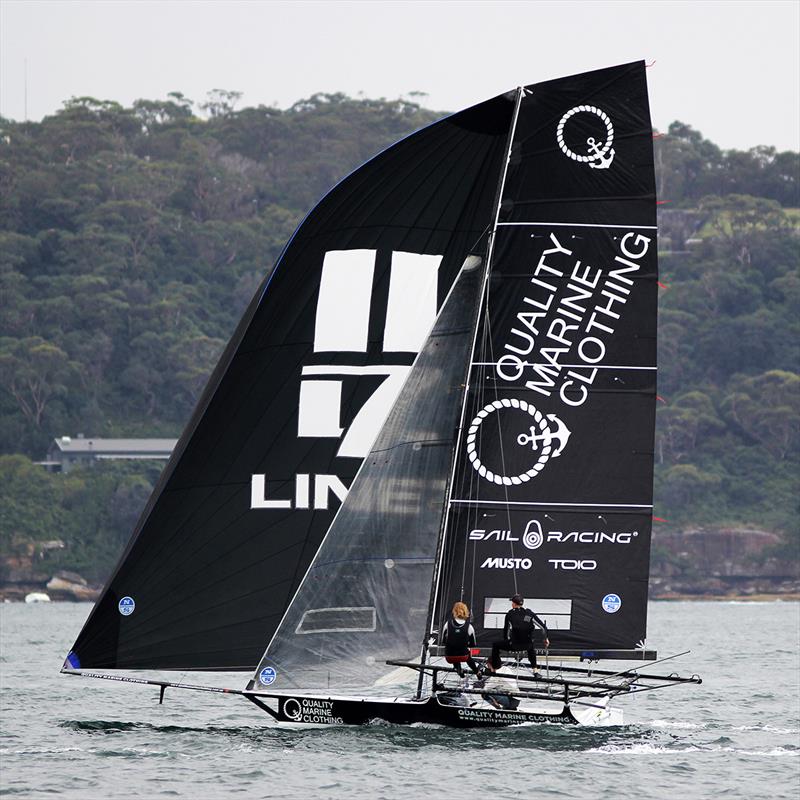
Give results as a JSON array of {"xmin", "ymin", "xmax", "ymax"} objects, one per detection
[{"xmin": 63, "ymin": 62, "xmax": 701, "ymax": 727}]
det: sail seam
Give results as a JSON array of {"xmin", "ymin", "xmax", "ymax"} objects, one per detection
[
  {"xmin": 497, "ymin": 221, "xmax": 658, "ymax": 229},
  {"xmin": 449, "ymin": 500, "xmax": 654, "ymax": 508},
  {"xmin": 471, "ymin": 362, "xmax": 657, "ymax": 370}
]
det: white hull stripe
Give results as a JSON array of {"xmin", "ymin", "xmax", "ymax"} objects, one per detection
[
  {"xmin": 497, "ymin": 221, "xmax": 658, "ymax": 230},
  {"xmin": 449, "ymin": 499, "xmax": 653, "ymax": 509}
]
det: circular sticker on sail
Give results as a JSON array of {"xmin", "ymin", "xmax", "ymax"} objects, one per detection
[
  {"xmin": 259, "ymin": 666, "xmax": 277, "ymax": 686},
  {"xmin": 556, "ymin": 105, "xmax": 615, "ymax": 170},
  {"xmin": 466, "ymin": 399, "xmax": 571, "ymax": 486},
  {"xmin": 118, "ymin": 596, "xmax": 135, "ymax": 616},
  {"xmin": 602, "ymin": 593, "xmax": 622, "ymax": 613}
]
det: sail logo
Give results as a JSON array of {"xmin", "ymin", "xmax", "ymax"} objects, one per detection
[
  {"xmin": 259, "ymin": 666, "xmax": 277, "ymax": 685},
  {"xmin": 549, "ymin": 559, "xmax": 597, "ymax": 570},
  {"xmin": 469, "ymin": 529, "xmax": 517, "ymax": 541},
  {"xmin": 602, "ymin": 593, "xmax": 622, "ymax": 613},
  {"xmin": 523, "ymin": 520, "xmax": 544, "ymax": 549},
  {"xmin": 556, "ymin": 106, "xmax": 615, "ymax": 170},
  {"xmin": 466, "ymin": 398, "xmax": 571, "ymax": 486},
  {"xmin": 251, "ymin": 249, "xmax": 441, "ymax": 510},
  {"xmin": 545, "ymin": 530, "xmax": 638, "ymax": 545},
  {"xmin": 494, "ymin": 231, "xmax": 653, "ymax": 407},
  {"xmin": 480, "ymin": 557, "xmax": 532, "ymax": 570},
  {"xmin": 118, "ymin": 596, "xmax": 135, "ymax": 616}
]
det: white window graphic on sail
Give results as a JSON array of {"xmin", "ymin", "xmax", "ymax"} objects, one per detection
[
  {"xmin": 296, "ymin": 606, "xmax": 377, "ymax": 634},
  {"xmin": 383, "ymin": 251, "xmax": 440, "ymax": 352},
  {"xmin": 483, "ymin": 597, "xmax": 572, "ymax": 631},
  {"xmin": 299, "ymin": 249, "xmax": 442, "ymax": 459},
  {"xmin": 297, "ymin": 380, "xmax": 344, "ymax": 438},
  {"xmin": 251, "ymin": 248, "xmax": 442, "ymax": 511},
  {"xmin": 314, "ymin": 250, "xmax": 375, "ymax": 352}
]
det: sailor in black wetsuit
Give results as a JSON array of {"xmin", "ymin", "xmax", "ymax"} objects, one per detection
[
  {"xmin": 482, "ymin": 594, "xmax": 549, "ymax": 677},
  {"xmin": 443, "ymin": 601, "xmax": 481, "ymax": 677}
]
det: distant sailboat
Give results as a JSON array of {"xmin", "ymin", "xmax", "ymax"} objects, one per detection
[{"xmin": 63, "ymin": 62, "xmax": 700, "ymax": 727}]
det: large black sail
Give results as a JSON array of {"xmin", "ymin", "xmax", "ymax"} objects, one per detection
[
  {"xmin": 67, "ymin": 96, "xmax": 514, "ymax": 670},
  {"xmin": 433, "ymin": 62, "xmax": 658, "ymax": 655}
]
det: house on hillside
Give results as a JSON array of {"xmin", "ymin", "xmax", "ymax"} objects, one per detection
[{"xmin": 42, "ymin": 435, "xmax": 177, "ymax": 472}]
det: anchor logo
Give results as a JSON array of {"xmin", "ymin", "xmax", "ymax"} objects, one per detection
[
  {"xmin": 517, "ymin": 414, "xmax": 572, "ymax": 458},
  {"xmin": 556, "ymin": 105, "xmax": 615, "ymax": 170},
  {"xmin": 466, "ymin": 399, "xmax": 572, "ymax": 486}
]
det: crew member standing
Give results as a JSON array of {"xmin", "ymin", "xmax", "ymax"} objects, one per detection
[{"xmin": 482, "ymin": 594, "xmax": 549, "ymax": 677}]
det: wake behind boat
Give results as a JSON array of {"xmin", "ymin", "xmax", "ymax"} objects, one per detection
[{"xmin": 62, "ymin": 61, "xmax": 701, "ymax": 728}]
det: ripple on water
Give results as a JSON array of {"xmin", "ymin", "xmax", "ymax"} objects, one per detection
[{"xmin": 2, "ymin": 602, "xmax": 799, "ymax": 799}]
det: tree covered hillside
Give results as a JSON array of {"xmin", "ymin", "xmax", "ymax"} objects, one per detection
[{"xmin": 0, "ymin": 93, "xmax": 798, "ymax": 582}]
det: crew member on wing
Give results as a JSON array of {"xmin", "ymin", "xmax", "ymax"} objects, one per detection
[
  {"xmin": 480, "ymin": 594, "xmax": 549, "ymax": 679},
  {"xmin": 443, "ymin": 602, "xmax": 481, "ymax": 677}
]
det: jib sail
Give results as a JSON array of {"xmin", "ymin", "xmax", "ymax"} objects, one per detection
[
  {"xmin": 66, "ymin": 95, "xmax": 514, "ymax": 670},
  {"xmin": 431, "ymin": 62, "xmax": 658, "ymax": 655},
  {"xmin": 251, "ymin": 258, "xmax": 483, "ymax": 692}
]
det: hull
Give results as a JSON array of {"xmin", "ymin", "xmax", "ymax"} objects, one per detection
[{"xmin": 245, "ymin": 691, "xmax": 622, "ymax": 728}]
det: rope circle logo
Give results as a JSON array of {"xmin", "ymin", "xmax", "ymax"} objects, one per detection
[
  {"xmin": 259, "ymin": 666, "xmax": 277, "ymax": 685},
  {"xmin": 556, "ymin": 105, "xmax": 615, "ymax": 170},
  {"xmin": 283, "ymin": 698, "xmax": 303, "ymax": 720},
  {"xmin": 466, "ymin": 399, "xmax": 571, "ymax": 486}
]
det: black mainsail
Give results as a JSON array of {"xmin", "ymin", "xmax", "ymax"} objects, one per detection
[
  {"xmin": 432, "ymin": 62, "xmax": 657, "ymax": 655},
  {"xmin": 66, "ymin": 64, "xmax": 671, "ymax": 716}
]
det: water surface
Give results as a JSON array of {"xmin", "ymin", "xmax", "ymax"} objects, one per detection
[{"xmin": 1, "ymin": 602, "xmax": 798, "ymax": 798}]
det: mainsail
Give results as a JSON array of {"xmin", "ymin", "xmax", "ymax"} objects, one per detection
[
  {"xmin": 66, "ymin": 95, "xmax": 514, "ymax": 670},
  {"xmin": 432, "ymin": 62, "xmax": 658, "ymax": 654}
]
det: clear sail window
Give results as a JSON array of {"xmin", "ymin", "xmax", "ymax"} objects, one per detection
[
  {"xmin": 295, "ymin": 607, "xmax": 377, "ymax": 634},
  {"xmin": 483, "ymin": 598, "xmax": 573, "ymax": 631}
]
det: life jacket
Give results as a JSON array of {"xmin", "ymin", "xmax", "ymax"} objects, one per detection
[
  {"xmin": 445, "ymin": 616, "xmax": 471, "ymax": 655},
  {"xmin": 507, "ymin": 607, "xmax": 535, "ymax": 647}
]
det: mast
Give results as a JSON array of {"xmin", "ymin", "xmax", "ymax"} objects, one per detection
[{"xmin": 416, "ymin": 87, "xmax": 526, "ymax": 697}]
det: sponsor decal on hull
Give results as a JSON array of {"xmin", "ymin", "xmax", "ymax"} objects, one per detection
[{"xmin": 281, "ymin": 697, "xmax": 344, "ymax": 725}]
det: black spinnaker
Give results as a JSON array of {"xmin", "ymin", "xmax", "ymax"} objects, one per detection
[{"xmin": 67, "ymin": 95, "xmax": 514, "ymax": 670}]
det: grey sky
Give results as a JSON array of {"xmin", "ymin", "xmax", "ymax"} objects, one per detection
[{"xmin": 1, "ymin": 0, "xmax": 798, "ymax": 152}]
